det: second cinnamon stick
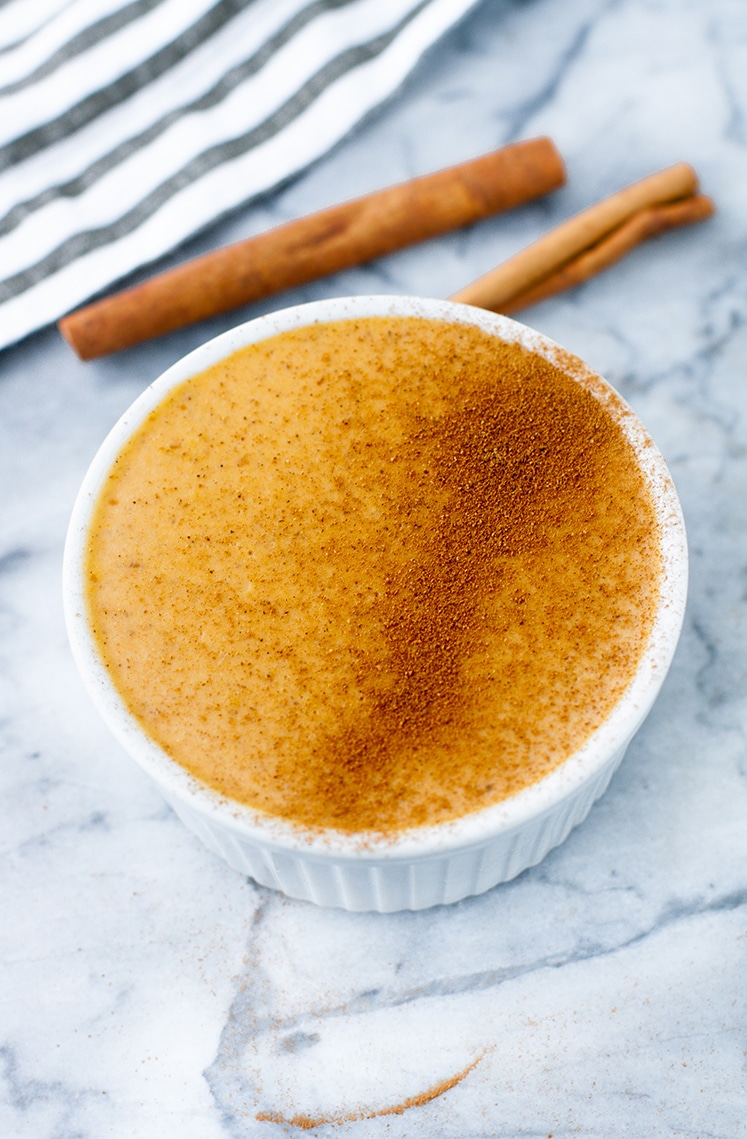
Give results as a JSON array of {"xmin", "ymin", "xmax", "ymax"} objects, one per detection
[
  {"xmin": 501, "ymin": 193, "xmax": 714, "ymax": 314},
  {"xmin": 59, "ymin": 137, "xmax": 565, "ymax": 359},
  {"xmin": 450, "ymin": 162, "xmax": 699, "ymax": 312}
]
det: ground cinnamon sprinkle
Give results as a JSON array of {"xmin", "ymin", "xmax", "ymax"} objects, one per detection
[
  {"xmin": 86, "ymin": 316, "xmax": 661, "ymax": 832},
  {"xmin": 254, "ymin": 1054, "xmax": 482, "ymax": 1128}
]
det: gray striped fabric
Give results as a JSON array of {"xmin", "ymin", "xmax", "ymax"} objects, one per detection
[{"xmin": 0, "ymin": 0, "xmax": 480, "ymax": 351}]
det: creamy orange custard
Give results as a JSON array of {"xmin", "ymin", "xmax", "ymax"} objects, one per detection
[{"xmin": 85, "ymin": 316, "xmax": 661, "ymax": 832}]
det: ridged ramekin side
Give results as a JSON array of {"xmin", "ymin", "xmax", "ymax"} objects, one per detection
[{"xmin": 159, "ymin": 742, "xmax": 627, "ymax": 911}]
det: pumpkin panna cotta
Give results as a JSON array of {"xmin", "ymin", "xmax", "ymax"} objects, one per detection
[{"xmin": 64, "ymin": 297, "xmax": 687, "ymax": 910}]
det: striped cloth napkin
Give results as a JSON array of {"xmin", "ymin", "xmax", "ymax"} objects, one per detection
[{"xmin": 0, "ymin": 0, "xmax": 481, "ymax": 352}]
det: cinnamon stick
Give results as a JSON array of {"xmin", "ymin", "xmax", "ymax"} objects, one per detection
[
  {"xmin": 59, "ymin": 138, "xmax": 565, "ymax": 359},
  {"xmin": 450, "ymin": 162, "xmax": 700, "ymax": 312},
  {"xmin": 500, "ymin": 193, "xmax": 714, "ymax": 314}
]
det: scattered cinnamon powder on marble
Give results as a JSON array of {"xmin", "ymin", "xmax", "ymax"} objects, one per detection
[
  {"xmin": 255, "ymin": 1054, "xmax": 482, "ymax": 1129},
  {"xmin": 85, "ymin": 316, "xmax": 661, "ymax": 833}
]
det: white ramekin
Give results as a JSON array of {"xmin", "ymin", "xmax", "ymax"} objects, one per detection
[{"xmin": 63, "ymin": 296, "xmax": 688, "ymax": 912}]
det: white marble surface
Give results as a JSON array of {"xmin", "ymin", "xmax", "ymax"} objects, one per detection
[{"xmin": 2, "ymin": 0, "xmax": 746, "ymax": 1134}]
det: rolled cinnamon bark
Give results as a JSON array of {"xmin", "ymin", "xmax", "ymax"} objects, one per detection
[
  {"xmin": 501, "ymin": 193, "xmax": 714, "ymax": 314},
  {"xmin": 450, "ymin": 163, "xmax": 699, "ymax": 312},
  {"xmin": 59, "ymin": 138, "xmax": 565, "ymax": 359}
]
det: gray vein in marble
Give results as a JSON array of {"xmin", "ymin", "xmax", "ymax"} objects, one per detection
[
  {"xmin": 691, "ymin": 616, "xmax": 726, "ymax": 714},
  {"xmin": 0, "ymin": 1043, "xmax": 103, "ymax": 1139},
  {"xmin": 502, "ymin": 1, "xmax": 606, "ymax": 142},
  {"xmin": 0, "ymin": 547, "xmax": 33, "ymax": 575},
  {"xmin": 2, "ymin": 806, "xmax": 112, "ymax": 864},
  {"xmin": 204, "ymin": 897, "xmax": 273, "ymax": 1136},
  {"xmin": 256, "ymin": 885, "xmax": 747, "ymax": 1033},
  {"xmin": 707, "ymin": 14, "xmax": 747, "ymax": 148}
]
